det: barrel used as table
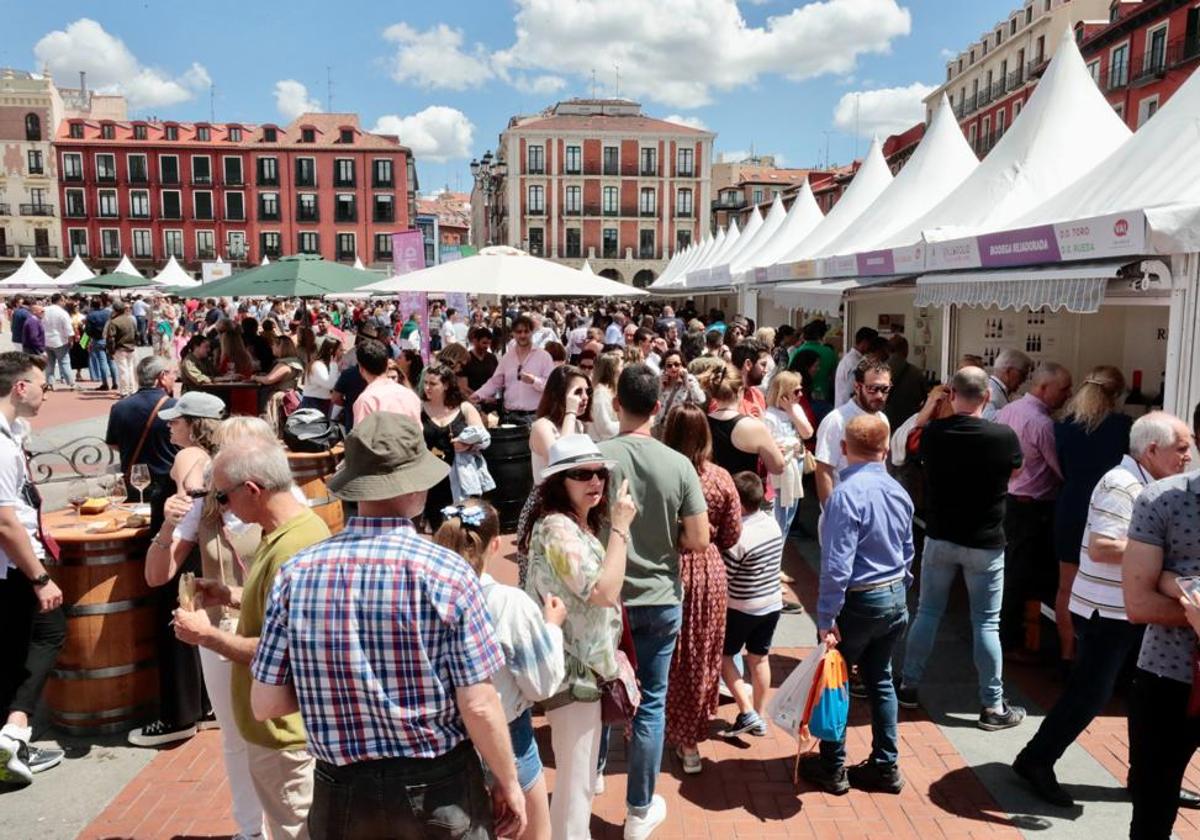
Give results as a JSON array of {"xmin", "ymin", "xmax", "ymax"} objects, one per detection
[
  {"xmin": 287, "ymin": 446, "xmax": 345, "ymax": 535},
  {"xmin": 193, "ymin": 381, "xmax": 261, "ymax": 416},
  {"xmin": 43, "ymin": 508, "xmax": 156, "ymax": 736},
  {"xmin": 484, "ymin": 425, "xmax": 534, "ymax": 532}
]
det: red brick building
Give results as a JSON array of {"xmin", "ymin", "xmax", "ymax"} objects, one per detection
[
  {"xmin": 54, "ymin": 113, "xmax": 416, "ymax": 273},
  {"xmin": 417, "ymin": 191, "xmax": 470, "ymax": 248}
]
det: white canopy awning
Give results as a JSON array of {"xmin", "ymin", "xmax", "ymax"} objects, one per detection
[
  {"xmin": 914, "ymin": 263, "xmax": 1126, "ymax": 313},
  {"xmin": 0, "ymin": 255, "xmax": 56, "ymax": 287},
  {"xmin": 56, "ymin": 254, "xmax": 95, "ymax": 285},
  {"xmin": 762, "ymin": 276, "xmax": 908, "ymax": 316},
  {"xmin": 151, "ymin": 255, "xmax": 198, "ymax": 287}
]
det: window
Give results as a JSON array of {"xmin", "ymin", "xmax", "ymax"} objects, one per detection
[
  {"xmin": 257, "ymin": 156, "xmax": 279, "ymax": 186},
  {"xmin": 192, "ymin": 156, "xmax": 212, "ymax": 184},
  {"xmin": 528, "ymin": 185, "xmax": 544, "ymax": 215},
  {"xmin": 968, "ymin": 123, "xmax": 978, "ymax": 146},
  {"xmin": 603, "ymin": 146, "xmax": 619, "ymax": 175},
  {"xmin": 527, "ymin": 144, "xmax": 545, "ymax": 174},
  {"xmin": 261, "ymin": 232, "xmax": 282, "ymax": 258},
  {"xmin": 228, "ymin": 231, "xmax": 246, "ymax": 260},
  {"xmin": 565, "ymin": 145, "xmax": 581, "ymax": 174},
  {"xmin": 164, "ymin": 124, "xmax": 178, "ymax": 141},
  {"xmin": 132, "ymin": 229, "xmax": 152, "ymax": 259},
  {"xmin": 334, "ymin": 159, "xmax": 355, "ymax": 187},
  {"xmin": 639, "ymin": 229, "xmax": 655, "ymax": 260},
  {"xmin": 676, "ymin": 229, "xmax": 692, "ymax": 251},
  {"xmin": 564, "ymin": 185, "xmax": 581, "ymax": 214},
  {"xmin": 65, "ymin": 189, "xmax": 86, "ymax": 217},
  {"xmin": 1013, "ymin": 100, "xmax": 1023, "ymax": 120},
  {"xmin": 677, "ymin": 147, "xmax": 694, "ymax": 177},
  {"xmin": 301, "ymin": 128, "xmax": 316, "ymax": 143},
  {"xmin": 196, "ymin": 125, "xmax": 211, "ymax": 141},
  {"xmin": 228, "ymin": 126, "xmax": 242, "ymax": 142},
  {"xmin": 1035, "ymin": 35, "xmax": 1045, "ymax": 64},
  {"xmin": 128, "ymin": 154, "xmax": 148, "ymax": 183},
  {"xmin": 602, "ymin": 186, "xmax": 618, "ymax": 216},
  {"xmin": 297, "ymin": 193, "xmax": 319, "ymax": 222},
  {"xmin": 752, "ymin": 187, "xmax": 764, "ymax": 204},
  {"xmin": 373, "ymin": 194, "xmax": 394, "ymax": 222},
  {"xmin": 1138, "ymin": 95, "xmax": 1160, "ymax": 127},
  {"xmin": 96, "ymin": 154, "xmax": 116, "ymax": 182},
  {"xmin": 225, "ymin": 192, "xmax": 245, "ymax": 221},
  {"xmin": 336, "ymin": 233, "xmax": 356, "ymax": 260},
  {"xmin": 259, "ymin": 192, "xmax": 280, "ymax": 220},
  {"xmin": 63, "ymin": 153, "xmax": 83, "ymax": 181},
  {"xmin": 97, "ymin": 190, "xmax": 118, "ymax": 218},
  {"xmin": 161, "ymin": 191, "xmax": 182, "ymax": 220},
  {"xmin": 164, "ymin": 229, "xmax": 183, "ymax": 257},
  {"xmin": 27, "ymin": 150, "xmax": 43, "ymax": 175},
  {"xmin": 1011, "ymin": 18, "xmax": 1017, "ymax": 35},
  {"xmin": 335, "ymin": 194, "xmax": 356, "ymax": 222},
  {"xmin": 130, "ymin": 190, "xmax": 150, "ymax": 219},
  {"xmin": 1087, "ymin": 60, "xmax": 1101, "ymax": 84},
  {"xmin": 640, "ymin": 147, "xmax": 657, "ymax": 176},
  {"xmin": 996, "ymin": 109, "xmax": 1006, "ymax": 137},
  {"xmin": 528, "ymin": 227, "xmax": 544, "ymax": 257},
  {"xmin": 133, "ymin": 124, "xmax": 147, "ymax": 140},
  {"xmin": 196, "ymin": 230, "xmax": 215, "ymax": 259},
  {"xmin": 263, "ymin": 126, "xmax": 278, "ymax": 142},
  {"xmin": 981, "ymin": 117, "xmax": 991, "ymax": 147},
  {"xmin": 1146, "ymin": 26, "xmax": 1168, "ymax": 74},
  {"xmin": 676, "ymin": 188, "xmax": 693, "ymax": 217},
  {"xmin": 194, "ymin": 191, "xmax": 214, "ymax": 220},
  {"xmin": 223, "ymin": 157, "xmax": 243, "ymax": 185},
  {"xmin": 339, "ymin": 128, "xmax": 354, "ymax": 144},
  {"xmin": 100, "ymin": 229, "xmax": 120, "ymax": 258},
  {"xmin": 101, "ymin": 123, "xmax": 115, "ymax": 140},
  {"xmin": 374, "ymin": 233, "xmax": 392, "ymax": 259},
  {"xmin": 24, "ymin": 113, "xmax": 40, "ymax": 141},
  {"xmin": 68, "ymin": 229, "xmax": 88, "ymax": 256},
  {"xmin": 68, "ymin": 121, "xmax": 84, "ymax": 139},
  {"xmin": 160, "ymin": 155, "xmax": 180, "ymax": 184},
  {"xmin": 639, "ymin": 188, "xmax": 656, "ymax": 216},
  {"xmin": 1110, "ymin": 43, "xmax": 1129, "ymax": 88},
  {"xmin": 298, "ymin": 231, "xmax": 319, "ymax": 254},
  {"xmin": 373, "ymin": 158, "xmax": 394, "ymax": 187},
  {"xmin": 602, "ymin": 228, "xmax": 618, "ymax": 258},
  {"xmin": 565, "ymin": 228, "xmax": 581, "ymax": 258},
  {"xmin": 296, "ymin": 158, "xmax": 316, "ymax": 187}
]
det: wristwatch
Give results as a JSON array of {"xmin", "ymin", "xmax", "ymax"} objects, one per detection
[{"xmin": 29, "ymin": 572, "xmax": 51, "ymax": 588}]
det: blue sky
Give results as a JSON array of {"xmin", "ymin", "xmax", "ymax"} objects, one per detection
[{"xmin": 4, "ymin": 0, "xmax": 1019, "ymax": 192}]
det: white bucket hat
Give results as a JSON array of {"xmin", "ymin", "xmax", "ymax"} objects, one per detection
[{"xmin": 539, "ymin": 434, "xmax": 617, "ymax": 482}]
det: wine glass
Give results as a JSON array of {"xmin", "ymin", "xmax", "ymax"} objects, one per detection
[
  {"xmin": 107, "ymin": 475, "xmax": 127, "ymax": 509},
  {"xmin": 67, "ymin": 480, "xmax": 89, "ymax": 526},
  {"xmin": 130, "ymin": 464, "xmax": 151, "ymax": 507}
]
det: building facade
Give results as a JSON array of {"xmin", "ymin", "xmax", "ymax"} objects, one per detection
[
  {"xmin": 53, "ymin": 113, "xmax": 416, "ymax": 273},
  {"xmin": 480, "ymin": 98, "xmax": 714, "ymax": 286},
  {"xmin": 710, "ymin": 156, "xmax": 815, "ymax": 230},
  {"xmin": 0, "ymin": 69, "xmax": 67, "ymax": 267}
]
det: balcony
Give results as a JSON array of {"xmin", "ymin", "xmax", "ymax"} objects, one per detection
[
  {"xmin": 100, "ymin": 250, "xmax": 122, "ymax": 260},
  {"xmin": 194, "ymin": 211, "xmax": 214, "ymax": 222},
  {"xmin": 563, "ymin": 166, "xmax": 581, "ymax": 176},
  {"xmin": 19, "ymin": 204, "xmax": 54, "ymax": 217},
  {"xmin": 374, "ymin": 248, "xmax": 392, "ymax": 262},
  {"xmin": 333, "ymin": 177, "xmax": 356, "ymax": 189},
  {"xmin": 677, "ymin": 167, "xmax": 694, "ymax": 178},
  {"xmin": 191, "ymin": 174, "xmax": 213, "ymax": 186},
  {"xmin": 19, "ymin": 245, "xmax": 58, "ymax": 258},
  {"xmin": 228, "ymin": 246, "xmax": 247, "ymax": 261},
  {"xmin": 372, "ymin": 176, "xmax": 394, "ymax": 188},
  {"xmin": 161, "ymin": 173, "xmax": 180, "ymax": 186},
  {"xmin": 97, "ymin": 210, "xmax": 121, "ymax": 220},
  {"xmin": 978, "ymin": 87, "xmax": 992, "ymax": 107},
  {"xmin": 0, "ymin": 245, "xmax": 11, "ymax": 257},
  {"xmin": 96, "ymin": 172, "xmax": 117, "ymax": 184},
  {"xmin": 259, "ymin": 208, "xmax": 280, "ymax": 221},
  {"xmin": 1006, "ymin": 68, "xmax": 1025, "ymax": 90},
  {"xmin": 129, "ymin": 211, "xmax": 152, "ymax": 221},
  {"xmin": 603, "ymin": 164, "xmax": 619, "ymax": 176},
  {"xmin": 27, "ymin": 165, "xmax": 44, "ymax": 176},
  {"xmin": 335, "ymin": 250, "xmax": 356, "ymax": 262},
  {"xmin": 257, "ymin": 175, "xmax": 280, "ymax": 187},
  {"xmin": 639, "ymin": 208, "xmax": 657, "ymax": 218},
  {"xmin": 1027, "ymin": 57, "xmax": 1048, "ymax": 79},
  {"xmin": 226, "ymin": 210, "xmax": 246, "ymax": 222},
  {"xmin": 712, "ymin": 194, "xmax": 746, "ymax": 210},
  {"xmin": 675, "ymin": 209, "xmax": 692, "ymax": 218},
  {"xmin": 129, "ymin": 172, "xmax": 149, "ymax": 184},
  {"xmin": 563, "ymin": 206, "xmax": 581, "ymax": 216},
  {"xmin": 197, "ymin": 247, "xmax": 216, "ymax": 260},
  {"xmin": 527, "ymin": 206, "xmax": 545, "ymax": 216},
  {"xmin": 63, "ymin": 171, "xmax": 83, "ymax": 183},
  {"xmin": 603, "ymin": 207, "xmax": 619, "ymax": 217},
  {"xmin": 334, "ymin": 209, "xmax": 357, "ymax": 223},
  {"xmin": 640, "ymin": 166, "xmax": 658, "ymax": 177},
  {"xmin": 296, "ymin": 208, "xmax": 320, "ymax": 223},
  {"xmin": 224, "ymin": 173, "xmax": 244, "ymax": 186},
  {"xmin": 161, "ymin": 209, "xmax": 183, "ymax": 221},
  {"xmin": 527, "ymin": 166, "xmax": 545, "ymax": 175},
  {"xmin": 991, "ymin": 81, "xmax": 1004, "ymax": 100},
  {"xmin": 602, "ymin": 246, "xmax": 619, "ymax": 259},
  {"xmin": 1107, "ymin": 60, "xmax": 1129, "ymax": 91},
  {"xmin": 296, "ymin": 177, "xmax": 316, "ymax": 188},
  {"xmin": 373, "ymin": 209, "xmax": 394, "ymax": 223}
]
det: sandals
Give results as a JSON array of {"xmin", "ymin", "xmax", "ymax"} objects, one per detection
[{"xmin": 675, "ymin": 747, "xmax": 702, "ymax": 775}]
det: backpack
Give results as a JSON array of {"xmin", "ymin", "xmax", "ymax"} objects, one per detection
[{"xmin": 282, "ymin": 409, "xmax": 344, "ymax": 453}]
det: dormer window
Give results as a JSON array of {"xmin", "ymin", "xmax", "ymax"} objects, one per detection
[
  {"xmin": 301, "ymin": 127, "xmax": 316, "ymax": 143},
  {"xmin": 165, "ymin": 124, "xmax": 179, "ymax": 140},
  {"xmin": 228, "ymin": 126, "xmax": 242, "ymax": 142},
  {"xmin": 339, "ymin": 128, "xmax": 354, "ymax": 143},
  {"xmin": 263, "ymin": 126, "xmax": 278, "ymax": 142},
  {"xmin": 196, "ymin": 125, "xmax": 211, "ymax": 141},
  {"xmin": 68, "ymin": 121, "xmax": 84, "ymax": 139},
  {"xmin": 133, "ymin": 124, "xmax": 147, "ymax": 140}
]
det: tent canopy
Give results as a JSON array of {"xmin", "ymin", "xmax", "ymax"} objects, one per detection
[
  {"xmin": 740, "ymin": 180, "xmax": 824, "ymax": 272},
  {"xmin": 359, "ymin": 245, "xmax": 647, "ymax": 298},
  {"xmin": 113, "ymin": 255, "xmax": 144, "ymax": 278},
  {"xmin": 914, "ymin": 263, "xmax": 1126, "ymax": 313},
  {"xmin": 75, "ymin": 271, "xmax": 154, "ymax": 291},
  {"xmin": 192, "ymin": 253, "xmax": 383, "ymax": 298},
  {"xmin": 56, "ymin": 255, "xmax": 95, "ymax": 285},
  {"xmin": 151, "ymin": 255, "xmax": 198, "ymax": 288},
  {"xmin": 0, "ymin": 255, "xmax": 56, "ymax": 287}
]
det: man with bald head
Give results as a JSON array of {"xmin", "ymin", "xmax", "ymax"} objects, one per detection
[
  {"xmin": 803, "ymin": 414, "xmax": 913, "ymax": 797},
  {"xmin": 996, "ymin": 361, "xmax": 1072, "ymax": 654}
]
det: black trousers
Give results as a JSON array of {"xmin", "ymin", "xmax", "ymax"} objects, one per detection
[
  {"xmin": 1001, "ymin": 497, "xmax": 1057, "ymax": 649},
  {"xmin": 10, "ymin": 605, "xmax": 66, "ymax": 718},
  {"xmin": 0, "ymin": 574, "xmax": 36, "ymax": 714},
  {"xmin": 1128, "ymin": 668, "xmax": 1200, "ymax": 839}
]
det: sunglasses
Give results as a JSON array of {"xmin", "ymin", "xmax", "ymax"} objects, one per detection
[
  {"xmin": 213, "ymin": 482, "xmax": 254, "ymax": 506},
  {"xmin": 863, "ymin": 384, "xmax": 892, "ymax": 395},
  {"xmin": 665, "ymin": 361, "xmax": 683, "ymax": 369},
  {"xmin": 563, "ymin": 467, "xmax": 609, "ymax": 482}
]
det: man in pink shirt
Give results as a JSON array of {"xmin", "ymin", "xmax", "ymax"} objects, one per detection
[
  {"xmin": 995, "ymin": 361, "xmax": 1072, "ymax": 653},
  {"xmin": 352, "ymin": 337, "xmax": 421, "ymax": 426},
  {"xmin": 470, "ymin": 315, "xmax": 553, "ymax": 426}
]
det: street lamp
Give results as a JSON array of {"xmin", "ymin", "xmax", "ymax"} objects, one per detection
[{"xmin": 470, "ymin": 149, "xmax": 507, "ymax": 247}]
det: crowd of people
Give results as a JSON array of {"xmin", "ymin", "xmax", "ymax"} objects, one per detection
[{"xmin": 0, "ymin": 291, "xmax": 1197, "ymax": 839}]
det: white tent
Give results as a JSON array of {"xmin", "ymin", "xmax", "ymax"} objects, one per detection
[
  {"xmin": 580, "ymin": 259, "xmax": 595, "ymax": 276},
  {"xmin": 112, "ymin": 255, "xmax": 144, "ymax": 278},
  {"xmin": 55, "ymin": 254, "xmax": 95, "ymax": 286},
  {"xmin": 358, "ymin": 245, "xmax": 648, "ymax": 298},
  {"xmin": 651, "ymin": 236, "xmax": 708, "ymax": 290},
  {"xmin": 0, "ymin": 255, "xmax": 56, "ymax": 287},
  {"xmin": 699, "ymin": 218, "xmax": 741, "ymax": 272},
  {"xmin": 738, "ymin": 180, "xmax": 825, "ymax": 273},
  {"xmin": 729, "ymin": 194, "xmax": 787, "ymax": 274},
  {"xmin": 353, "ymin": 256, "xmax": 365, "ymax": 270},
  {"xmin": 655, "ymin": 228, "xmax": 725, "ymax": 290},
  {"xmin": 261, "ymin": 255, "xmax": 270, "ymax": 266},
  {"xmin": 151, "ymin": 255, "xmax": 198, "ymax": 287},
  {"xmin": 690, "ymin": 208, "xmax": 764, "ymax": 289}
]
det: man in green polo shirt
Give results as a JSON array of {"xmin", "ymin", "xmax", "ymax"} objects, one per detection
[
  {"xmin": 791, "ymin": 320, "xmax": 838, "ymax": 402},
  {"xmin": 172, "ymin": 437, "xmax": 331, "ymax": 840}
]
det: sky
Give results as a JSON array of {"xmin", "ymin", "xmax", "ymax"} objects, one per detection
[{"xmin": 2, "ymin": 0, "xmax": 1022, "ymax": 194}]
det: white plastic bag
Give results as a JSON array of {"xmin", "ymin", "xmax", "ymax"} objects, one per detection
[{"xmin": 766, "ymin": 645, "xmax": 825, "ymax": 741}]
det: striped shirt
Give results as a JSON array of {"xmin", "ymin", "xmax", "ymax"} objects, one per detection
[
  {"xmin": 1068, "ymin": 455, "xmax": 1149, "ymax": 622},
  {"xmin": 722, "ymin": 510, "xmax": 785, "ymax": 615},
  {"xmin": 251, "ymin": 516, "xmax": 504, "ymax": 766}
]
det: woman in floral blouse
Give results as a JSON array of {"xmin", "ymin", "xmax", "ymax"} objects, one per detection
[{"xmin": 523, "ymin": 435, "xmax": 636, "ymax": 840}]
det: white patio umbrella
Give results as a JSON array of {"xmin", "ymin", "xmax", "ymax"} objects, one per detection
[{"xmin": 56, "ymin": 254, "xmax": 95, "ymax": 285}]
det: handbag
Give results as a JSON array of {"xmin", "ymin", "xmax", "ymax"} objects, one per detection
[
  {"xmin": 282, "ymin": 408, "xmax": 344, "ymax": 453},
  {"xmin": 599, "ymin": 603, "xmax": 641, "ymax": 726}
]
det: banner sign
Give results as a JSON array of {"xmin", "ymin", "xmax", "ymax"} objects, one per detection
[{"xmin": 392, "ymin": 229, "xmax": 429, "ymax": 361}]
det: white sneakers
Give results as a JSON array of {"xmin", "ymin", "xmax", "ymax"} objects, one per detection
[
  {"xmin": 623, "ymin": 794, "xmax": 667, "ymax": 840},
  {"xmin": 0, "ymin": 731, "xmax": 32, "ymax": 786}
]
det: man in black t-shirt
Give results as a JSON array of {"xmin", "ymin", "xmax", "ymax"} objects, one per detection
[
  {"xmin": 897, "ymin": 366, "xmax": 1028, "ymax": 732},
  {"xmin": 462, "ymin": 327, "xmax": 498, "ymax": 396}
]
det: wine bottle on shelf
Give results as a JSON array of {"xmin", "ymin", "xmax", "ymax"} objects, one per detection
[
  {"xmin": 1150, "ymin": 372, "xmax": 1165, "ymax": 410},
  {"xmin": 1126, "ymin": 369, "xmax": 1147, "ymax": 409}
]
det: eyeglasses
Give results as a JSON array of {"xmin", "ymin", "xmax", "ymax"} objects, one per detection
[
  {"xmin": 863, "ymin": 384, "xmax": 892, "ymax": 395},
  {"xmin": 665, "ymin": 361, "xmax": 683, "ymax": 369},
  {"xmin": 563, "ymin": 467, "xmax": 609, "ymax": 482}
]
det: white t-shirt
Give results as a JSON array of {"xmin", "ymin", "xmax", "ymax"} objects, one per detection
[
  {"xmin": 0, "ymin": 416, "xmax": 42, "ymax": 579},
  {"xmin": 833, "ymin": 348, "xmax": 863, "ymax": 407},
  {"xmin": 43, "ymin": 304, "xmax": 74, "ymax": 348},
  {"xmin": 814, "ymin": 399, "xmax": 889, "ymax": 487}
]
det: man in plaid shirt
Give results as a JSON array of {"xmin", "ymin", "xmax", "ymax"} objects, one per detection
[{"xmin": 250, "ymin": 412, "xmax": 526, "ymax": 839}]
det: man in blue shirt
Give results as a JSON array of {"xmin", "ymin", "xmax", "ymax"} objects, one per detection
[{"xmin": 805, "ymin": 413, "xmax": 913, "ymax": 797}]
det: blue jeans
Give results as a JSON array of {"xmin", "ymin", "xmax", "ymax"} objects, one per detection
[
  {"xmin": 625, "ymin": 603, "xmax": 682, "ymax": 812},
  {"xmin": 773, "ymin": 496, "xmax": 799, "ymax": 536},
  {"xmin": 88, "ymin": 342, "xmax": 117, "ymax": 386},
  {"xmin": 901, "ymin": 538, "xmax": 1005, "ymax": 708},
  {"xmin": 47, "ymin": 344, "xmax": 74, "ymax": 386},
  {"xmin": 820, "ymin": 581, "xmax": 907, "ymax": 771}
]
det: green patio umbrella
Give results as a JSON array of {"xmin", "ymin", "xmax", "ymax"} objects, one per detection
[
  {"xmin": 74, "ymin": 272, "xmax": 156, "ymax": 292},
  {"xmin": 189, "ymin": 254, "xmax": 383, "ymax": 298}
]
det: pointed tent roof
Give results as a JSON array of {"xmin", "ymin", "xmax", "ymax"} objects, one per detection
[
  {"xmin": 0, "ymin": 255, "xmax": 56, "ymax": 287},
  {"xmin": 261, "ymin": 255, "xmax": 270, "ymax": 266},
  {"xmin": 688, "ymin": 211, "xmax": 757, "ymax": 288},
  {"xmin": 730, "ymin": 194, "xmax": 788, "ymax": 273},
  {"xmin": 696, "ymin": 219, "xmax": 740, "ymax": 275},
  {"xmin": 743, "ymin": 180, "xmax": 825, "ymax": 271},
  {"xmin": 56, "ymin": 254, "xmax": 95, "ymax": 285},
  {"xmin": 113, "ymin": 255, "xmax": 144, "ymax": 278},
  {"xmin": 884, "ymin": 30, "xmax": 1131, "ymax": 248},
  {"xmin": 151, "ymin": 255, "xmax": 198, "ymax": 287},
  {"xmin": 651, "ymin": 236, "xmax": 708, "ymax": 289},
  {"xmin": 353, "ymin": 256, "xmax": 365, "ymax": 270},
  {"xmin": 580, "ymin": 259, "xmax": 595, "ymax": 276},
  {"xmin": 819, "ymin": 95, "xmax": 979, "ymax": 257}
]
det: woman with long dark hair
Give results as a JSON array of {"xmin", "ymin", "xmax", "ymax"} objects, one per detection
[
  {"xmin": 530, "ymin": 364, "xmax": 592, "ymax": 483},
  {"xmin": 788, "ymin": 348, "xmax": 830, "ymax": 444},
  {"xmin": 299, "ymin": 336, "xmax": 342, "ymax": 415},
  {"xmin": 420, "ymin": 363, "xmax": 485, "ymax": 530}
]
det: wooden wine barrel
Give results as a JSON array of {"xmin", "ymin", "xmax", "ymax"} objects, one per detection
[
  {"xmin": 43, "ymin": 509, "xmax": 157, "ymax": 735},
  {"xmin": 287, "ymin": 446, "xmax": 345, "ymax": 535},
  {"xmin": 484, "ymin": 425, "xmax": 534, "ymax": 533}
]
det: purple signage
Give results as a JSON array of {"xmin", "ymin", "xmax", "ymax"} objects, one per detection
[
  {"xmin": 855, "ymin": 250, "xmax": 896, "ymax": 277},
  {"xmin": 977, "ymin": 225, "xmax": 1062, "ymax": 268}
]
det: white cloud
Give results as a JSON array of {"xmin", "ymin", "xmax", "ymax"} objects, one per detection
[
  {"xmin": 511, "ymin": 74, "xmax": 568, "ymax": 95},
  {"xmin": 274, "ymin": 79, "xmax": 322, "ymax": 121},
  {"xmin": 939, "ymin": 47, "xmax": 957, "ymax": 59},
  {"xmin": 664, "ymin": 113, "xmax": 708, "ymax": 130},
  {"xmin": 372, "ymin": 106, "xmax": 475, "ymax": 163},
  {"xmin": 383, "ymin": 23, "xmax": 493, "ymax": 90},
  {"xmin": 833, "ymin": 82, "xmax": 935, "ymax": 138},
  {"xmin": 33, "ymin": 18, "xmax": 209, "ymax": 109}
]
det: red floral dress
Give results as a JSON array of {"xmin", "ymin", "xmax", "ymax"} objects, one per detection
[{"xmin": 666, "ymin": 462, "xmax": 742, "ymax": 747}]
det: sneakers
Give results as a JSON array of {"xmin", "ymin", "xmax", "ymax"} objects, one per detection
[
  {"xmin": 798, "ymin": 754, "xmax": 850, "ymax": 795},
  {"xmin": 0, "ymin": 733, "xmax": 32, "ymax": 786},
  {"xmin": 717, "ymin": 711, "xmax": 767, "ymax": 738},
  {"xmin": 978, "ymin": 703, "xmax": 1026, "ymax": 731},
  {"xmin": 847, "ymin": 759, "xmax": 904, "ymax": 794},
  {"xmin": 623, "ymin": 794, "xmax": 667, "ymax": 840},
  {"xmin": 1012, "ymin": 750, "xmax": 1074, "ymax": 807},
  {"xmin": 27, "ymin": 746, "xmax": 64, "ymax": 774},
  {"xmin": 896, "ymin": 683, "xmax": 920, "ymax": 710},
  {"xmin": 127, "ymin": 720, "xmax": 198, "ymax": 748}
]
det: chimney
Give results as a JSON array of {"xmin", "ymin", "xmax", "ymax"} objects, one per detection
[{"xmin": 79, "ymin": 71, "xmax": 86, "ymax": 94}]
